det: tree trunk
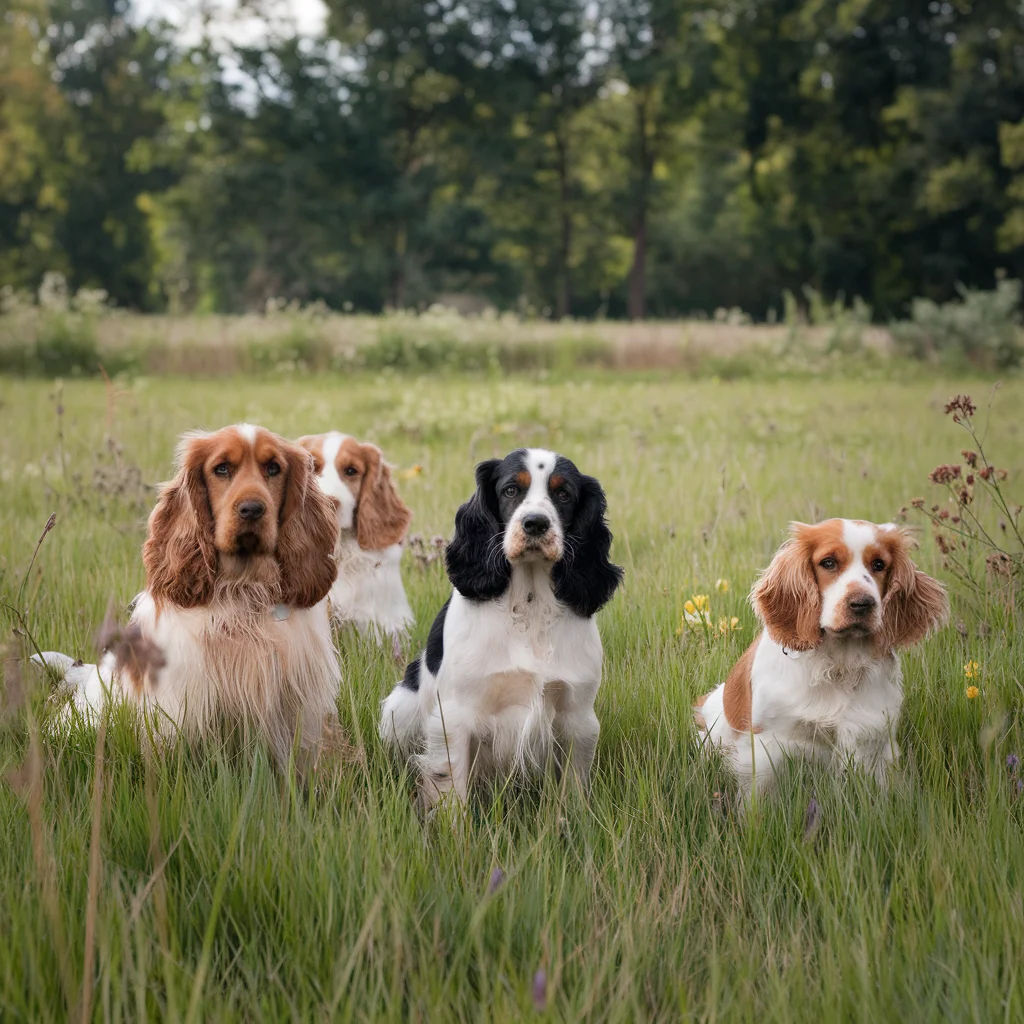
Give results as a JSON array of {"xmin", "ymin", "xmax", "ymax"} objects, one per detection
[
  {"xmin": 628, "ymin": 93, "xmax": 652, "ymax": 320},
  {"xmin": 557, "ymin": 208, "xmax": 572, "ymax": 319},
  {"xmin": 555, "ymin": 128, "xmax": 571, "ymax": 319},
  {"xmin": 628, "ymin": 213, "xmax": 647, "ymax": 320},
  {"xmin": 391, "ymin": 223, "xmax": 407, "ymax": 310}
]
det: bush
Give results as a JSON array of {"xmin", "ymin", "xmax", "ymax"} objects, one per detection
[
  {"xmin": 357, "ymin": 326, "xmax": 497, "ymax": 373},
  {"xmin": 245, "ymin": 322, "xmax": 334, "ymax": 373},
  {"xmin": 890, "ymin": 279, "xmax": 1024, "ymax": 371},
  {"xmin": 0, "ymin": 275, "xmax": 121, "ymax": 377}
]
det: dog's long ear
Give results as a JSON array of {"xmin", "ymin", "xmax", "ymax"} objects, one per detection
[
  {"xmin": 445, "ymin": 458, "xmax": 510, "ymax": 600},
  {"xmin": 277, "ymin": 442, "xmax": 339, "ymax": 608},
  {"xmin": 553, "ymin": 474, "xmax": 623, "ymax": 617},
  {"xmin": 143, "ymin": 433, "xmax": 218, "ymax": 609},
  {"xmin": 356, "ymin": 443, "xmax": 412, "ymax": 551},
  {"xmin": 879, "ymin": 530, "xmax": 949, "ymax": 650},
  {"xmin": 752, "ymin": 524, "xmax": 823, "ymax": 650}
]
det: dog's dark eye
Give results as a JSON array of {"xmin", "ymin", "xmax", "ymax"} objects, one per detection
[
  {"xmin": 870, "ymin": 558, "xmax": 886, "ymax": 573},
  {"xmin": 344, "ymin": 466, "xmax": 358, "ymax": 477},
  {"xmin": 502, "ymin": 484, "xmax": 518, "ymax": 498},
  {"xmin": 555, "ymin": 489, "xmax": 571, "ymax": 503},
  {"xmin": 820, "ymin": 557, "xmax": 837, "ymax": 571},
  {"xmin": 213, "ymin": 462, "xmax": 230, "ymax": 477},
  {"xmin": 265, "ymin": 460, "xmax": 281, "ymax": 477}
]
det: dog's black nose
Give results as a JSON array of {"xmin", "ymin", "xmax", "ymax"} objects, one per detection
[
  {"xmin": 848, "ymin": 594, "xmax": 877, "ymax": 616},
  {"xmin": 238, "ymin": 500, "xmax": 266, "ymax": 521},
  {"xmin": 522, "ymin": 513, "xmax": 550, "ymax": 537}
]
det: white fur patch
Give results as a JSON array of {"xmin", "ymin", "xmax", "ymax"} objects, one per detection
[
  {"xmin": 379, "ymin": 554, "xmax": 605, "ymax": 805},
  {"xmin": 312, "ymin": 430, "xmax": 413, "ymax": 639},
  {"xmin": 697, "ymin": 630, "xmax": 903, "ymax": 801},
  {"xmin": 503, "ymin": 448, "xmax": 563, "ymax": 563},
  {"xmin": 315, "ymin": 431, "xmax": 357, "ymax": 529},
  {"xmin": 38, "ymin": 591, "xmax": 340, "ymax": 765},
  {"xmin": 819, "ymin": 520, "xmax": 883, "ymax": 631}
]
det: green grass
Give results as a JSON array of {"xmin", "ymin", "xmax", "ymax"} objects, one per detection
[{"xmin": 1, "ymin": 371, "xmax": 1022, "ymax": 1021}]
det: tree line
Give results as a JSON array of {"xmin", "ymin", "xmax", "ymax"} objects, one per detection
[{"xmin": 3, "ymin": 0, "xmax": 1024, "ymax": 320}]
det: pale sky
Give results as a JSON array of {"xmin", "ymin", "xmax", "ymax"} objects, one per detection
[{"xmin": 133, "ymin": 0, "xmax": 328, "ymax": 45}]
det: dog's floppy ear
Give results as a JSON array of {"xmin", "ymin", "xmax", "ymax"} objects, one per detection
[
  {"xmin": 553, "ymin": 474, "xmax": 623, "ymax": 617},
  {"xmin": 143, "ymin": 433, "xmax": 218, "ymax": 609},
  {"xmin": 445, "ymin": 458, "xmax": 510, "ymax": 600},
  {"xmin": 276, "ymin": 441, "xmax": 339, "ymax": 608},
  {"xmin": 879, "ymin": 530, "xmax": 949, "ymax": 650},
  {"xmin": 356, "ymin": 443, "xmax": 412, "ymax": 551},
  {"xmin": 752, "ymin": 524, "xmax": 823, "ymax": 651}
]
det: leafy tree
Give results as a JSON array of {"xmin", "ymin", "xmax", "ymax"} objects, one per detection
[
  {"xmin": 42, "ymin": 0, "xmax": 179, "ymax": 308},
  {"xmin": 0, "ymin": 0, "xmax": 73, "ymax": 290}
]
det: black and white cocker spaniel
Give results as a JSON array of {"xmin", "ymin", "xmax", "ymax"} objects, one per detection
[{"xmin": 379, "ymin": 448, "xmax": 622, "ymax": 810}]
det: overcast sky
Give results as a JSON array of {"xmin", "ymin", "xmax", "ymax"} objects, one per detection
[{"xmin": 133, "ymin": 0, "xmax": 327, "ymax": 45}]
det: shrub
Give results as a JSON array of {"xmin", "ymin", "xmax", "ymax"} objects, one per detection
[
  {"xmin": 890, "ymin": 279, "xmax": 1024, "ymax": 371},
  {"xmin": 356, "ymin": 326, "xmax": 497, "ymax": 373},
  {"xmin": 245, "ymin": 322, "xmax": 334, "ymax": 373},
  {"xmin": 0, "ymin": 275, "xmax": 119, "ymax": 377}
]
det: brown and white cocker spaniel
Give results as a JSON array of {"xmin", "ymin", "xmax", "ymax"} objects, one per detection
[
  {"xmin": 297, "ymin": 431, "xmax": 413, "ymax": 641},
  {"xmin": 36, "ymin": 424, "xmax": 341, "ymax": 765},
  {"xmin": 694, "ymin": 519, "xmax": 948, "ymax": 799}
]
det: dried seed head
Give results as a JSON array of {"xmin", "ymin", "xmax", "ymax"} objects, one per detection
[
  {"xmin": 803, "ymin": 795, "xmax": 821, "ymax": 841},
  {"xmin": 96, "ymin": 608, "xmax": 166, "ymax": 693},
  {"xmin": 944, "ymin": 394, "xmax": 976, "ymax": 419},
  {"xmin": 929, "ymin": 464, "xmax": 961, "ymax": 485}
]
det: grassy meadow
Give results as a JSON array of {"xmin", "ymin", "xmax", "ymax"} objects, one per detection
[{"xmin": 1, "ymin": 367, "xmax": 1023, "ymax": 1021}]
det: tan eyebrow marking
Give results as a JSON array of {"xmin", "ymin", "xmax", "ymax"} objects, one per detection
[
  {"xmin": 516, "ymin": 471, "xmax": 531, "ymax": 488},
  {"xmin": 549, "ymin": 474, "xmax": 565, "ymax": 489}
]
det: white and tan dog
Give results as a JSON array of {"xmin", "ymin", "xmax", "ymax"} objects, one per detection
[
  {"xmin": 297, "ymin": 432, "xmax": 413, "ymax": 642},
  {"xmin": 695, "ymin": 519, "xmax": 948, "ymax": 799},
  {"xmin": 36, "ymin": 425, "xmax": 341, "ymax": 766}
]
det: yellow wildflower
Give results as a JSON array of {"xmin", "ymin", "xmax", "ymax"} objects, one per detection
[
  {"xmin": 682, "ymin": 594, "xmax": 711, "ymax": 627},
  {"xmin": 966, "ymin": 685, "xmax": 980, "ymax": 700},
  {"xmin": 398, "ymin": 464, "xmax": 423, "ymax": 479},
  {"xmin": 964, "ymin": 660, "xmax": 980, "ymax": 679},
  {"xmin": 717, "ymin": 616, "xmax": 741, "ymax": 634},
  {"xmin": 715, "ymin": 579, "xmax": 730, "ymax": 593}
]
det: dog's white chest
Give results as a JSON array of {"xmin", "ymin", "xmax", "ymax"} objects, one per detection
[{"xmin": 506, "ymin": 570, "xmax": 566, "ymax": 662}]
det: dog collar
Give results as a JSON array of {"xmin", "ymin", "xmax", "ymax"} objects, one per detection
[
  {"xmin": 781, "ymin": 646, "xmax": 802, "ymax": 660},
  {"xmin": 271, "ymin": 604, "xmax": 291, "ymax": 621}
]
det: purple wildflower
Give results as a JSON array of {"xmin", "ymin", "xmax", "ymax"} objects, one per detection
[
  {"xmin": 803, "ymin": 796, "xmax": 821, "ymax": 841},
  {"xmin": 532, "ymin": 969, "xmax": 547, "ymax": 1011},
  {"xmin": 488, "ymin": 867, "xmax": 505, "ymax": 895}
]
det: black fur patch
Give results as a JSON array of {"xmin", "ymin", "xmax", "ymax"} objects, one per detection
[
  {"xmin": 445, "ymin": 459, "xmax": 512, "ymax": 600},
  {"xmin": 425, "ymin": 596, "xmax": 450, "ymax": 675},
  {"xmin": 552, "ymin": 472, "xmax": 624, "ymax": 618},
  {"xmin": 400, "ymin": 656, "xmax": 421, "ymax": 692}
]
